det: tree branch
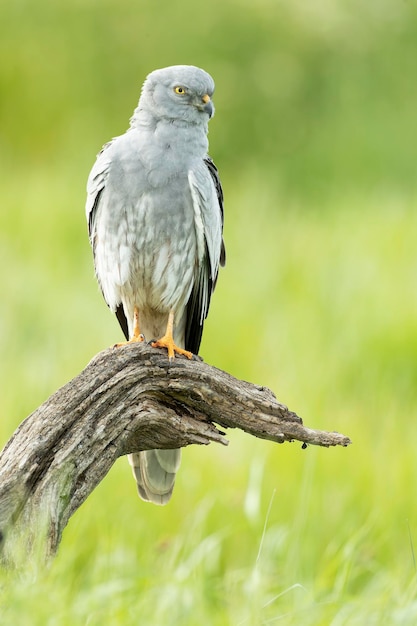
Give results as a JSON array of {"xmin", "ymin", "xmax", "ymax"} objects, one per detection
[{"xmin": 0, "ymin": 342, "xmax": 351, "ymax": 562}]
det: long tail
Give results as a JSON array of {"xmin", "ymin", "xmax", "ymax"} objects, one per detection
[{"xmin": 128, "ymin": 449, "xmax": 181, "ymax": 505}]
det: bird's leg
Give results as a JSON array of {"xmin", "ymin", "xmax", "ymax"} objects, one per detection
[
  {"xmin": 151, "ymin": 310, "xmax": 193, "ymax": 360},
  {"xmin": 131, "ymin": 306, "xmax": 144, "ymax": 342},
  {"xmin": 115, "ymin": 306, "xmax": 145, "ymax": 347}
]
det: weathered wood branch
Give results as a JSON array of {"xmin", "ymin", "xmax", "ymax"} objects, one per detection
[{"xmin": 0, "ymin": 342, "xmax": 350, "ymax": 562}]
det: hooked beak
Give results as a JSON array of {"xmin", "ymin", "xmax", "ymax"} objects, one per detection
[{"xmin": 198, "ymin": 93, "xmax": 214, "ymax": 118}]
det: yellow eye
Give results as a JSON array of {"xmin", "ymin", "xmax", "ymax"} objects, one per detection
[{"xmin": 174, "ymin": 86, "xmax": 186, "ymax": 95}]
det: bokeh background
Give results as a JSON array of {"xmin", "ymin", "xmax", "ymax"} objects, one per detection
[{"xmin": 1, "ymin": 0, "xmax": 417, "ymax": 624}]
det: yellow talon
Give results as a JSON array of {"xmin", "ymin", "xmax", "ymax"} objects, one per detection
[
  {"xmin": 151, "ymin": 311, "xmax": 193, "ymax": 360},
  {"xmin": 114, "ymin": 306, "xmax": 145, "ymax": 347},
  {"xmin": 151, "ymin": 337, "xmax": 192, "ymax": 360}
]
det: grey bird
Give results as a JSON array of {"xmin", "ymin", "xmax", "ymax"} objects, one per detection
[{"xmin": 86, "ymin": 65, "xmax": 225, "ymax": 505}]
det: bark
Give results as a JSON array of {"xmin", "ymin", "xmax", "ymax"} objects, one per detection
[{"xmin": 0, "ymin": 342, "xmax": 351, "ymax": 562}]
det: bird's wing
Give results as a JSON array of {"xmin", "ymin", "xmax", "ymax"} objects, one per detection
[
  {"xmin": 85, "ymin": 140, "xmax": 130, "ymax": 340},
  {"xmin": 86, "ymin": 140, "xmax": 113, "ymax": 244},
  {"xmin": 204, "ymin": 156, "xmax": 226, "ymax": 270},
  {"xmin": 185, "ymin": 157, "xmax": 225, "ymax": 354}
]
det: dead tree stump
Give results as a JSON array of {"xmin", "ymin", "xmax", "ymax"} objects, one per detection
[{"xmin": 0, "ymin": 342, "xmax": 351, "ymax": 562}]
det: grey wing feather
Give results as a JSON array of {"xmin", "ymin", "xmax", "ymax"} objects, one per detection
[
  {"xmin": 86, "ymin": 140, "xmax": 130, "ymax": 339},
  {"xmin": 185, "ymin": 157, "xmax": 225, "ymax": 354},
  {"xmin": 86, "ymin": 140, "xmax": 114, "ymax": 244},
  {"xmin": 204, "ymin": 157, "xmax": 226, "ymax": 269}
]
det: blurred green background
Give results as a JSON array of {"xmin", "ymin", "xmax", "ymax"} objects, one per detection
[{"xmin": 1, "ymin": 0, "xmax": 417, "ymax": 624}]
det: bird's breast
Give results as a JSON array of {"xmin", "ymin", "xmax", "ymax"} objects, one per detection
[
  {"xmin": 95, "ymin": 162, "xmax": 199, "ymax": 317},
  {"xmin": 130, "ymin": 183, "xmax": 198, "ymax": 310}
]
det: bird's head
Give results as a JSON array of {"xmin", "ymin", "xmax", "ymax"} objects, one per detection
[{"xmin": 137, "ymin": 65, "xmax": 215, "ymax": 124}]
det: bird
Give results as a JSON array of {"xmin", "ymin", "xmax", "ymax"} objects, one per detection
[{"xmin": 85, "ymin": 65, "xmax": 225, "ymax": 505}]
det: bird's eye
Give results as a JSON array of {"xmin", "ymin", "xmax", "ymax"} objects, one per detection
[{"xmin": 174, "ymin": 86, "xmax": 186, "ymax": 95}]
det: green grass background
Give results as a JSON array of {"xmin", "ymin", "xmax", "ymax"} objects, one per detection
[{"xmin": 1, "ymin": 0, "xmax": 417, "ymax": 623}]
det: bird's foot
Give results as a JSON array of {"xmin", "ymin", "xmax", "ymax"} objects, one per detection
[
  {"xmin": 114, "ymin": 333, "xmax": 145, "ymax": 348},
  {"xmin": 151, "ymin": 336, "xmax": 193, "ymax": 361}
]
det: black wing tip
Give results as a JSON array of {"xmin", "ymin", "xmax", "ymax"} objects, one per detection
[
  {"xmin": 185, "ymin": 321, "xmax": 204, "ymax": 355},
  {"xmin": 115, "ymin": 304, "xmax": 129, "ymax": 340}
]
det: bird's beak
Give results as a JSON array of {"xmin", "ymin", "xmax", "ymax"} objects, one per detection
[{"xmin": 199, "ymin": 94, "xmax": 214, "ymax": 118}]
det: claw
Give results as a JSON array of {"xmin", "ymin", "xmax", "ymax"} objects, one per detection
[
  {"xmin": 114, "ymin": 306, "xmax": 145, "ymax": 347},
  {"xmin": 151, "ymin": 337, "xmax": 192, "ymax": 360},
  {"xmin": 150, "ymin": 310, "xmax": 193, "ymax": 360},
  {"xmin": 114, "ymin": 333, "xmax": 145, "ymax": 348}
]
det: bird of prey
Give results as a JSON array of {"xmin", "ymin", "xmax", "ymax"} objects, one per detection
[{"xmin": 85, "ymin": 65, "xmax": 225, "ymax": 505}]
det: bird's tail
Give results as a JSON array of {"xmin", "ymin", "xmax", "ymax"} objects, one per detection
[{"xmin": 128, "ymin": 449, "xmax": 181, "ymax": 505}]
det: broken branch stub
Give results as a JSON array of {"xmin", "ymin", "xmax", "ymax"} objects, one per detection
[{"xmin": 0, "ymin": 342, "xmax": 351, "ymax": 562}]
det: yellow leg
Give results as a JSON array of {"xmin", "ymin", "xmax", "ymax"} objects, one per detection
[
  {"xmin": 151, "ymin": 311, "xmax": 193, "ymax": 360},
  {"xmin": 115, "ymin": 306, "xmax": 144, "ymax": 347},
  {"xmin": 131, "ymin": 307, "xmax": 144, "ymax": 341}
]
